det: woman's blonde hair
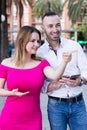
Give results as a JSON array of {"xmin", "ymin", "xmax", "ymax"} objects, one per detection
[{"xmin": 13, "ymin": 26, "xmax": 41, "ymax": 66}]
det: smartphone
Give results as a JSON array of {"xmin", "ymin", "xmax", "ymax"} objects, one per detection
[{"xmin": 70, "ymin": 74, "xmax": 80, "ymax": 80}]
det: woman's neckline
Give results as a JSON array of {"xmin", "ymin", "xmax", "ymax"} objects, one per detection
[{"xmin": 0, "ymin": 60, "xmax": 43, "ymax": 70}]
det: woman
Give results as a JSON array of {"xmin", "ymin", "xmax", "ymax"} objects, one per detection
[{"xmin": 0, "ymin": 26, "xmax": 71, "ymax": 130}]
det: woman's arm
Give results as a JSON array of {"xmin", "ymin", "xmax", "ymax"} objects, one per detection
[
  {"xmin": 0, "ymin": 78, "xmax": 12, "ymax": 96},
  {"xmin": 43, "ymin": 52, "xmax": 72, "ymax": 80},
  {"xmin": 0, "ymin": 78, "xmax": 29, "ymax": 97}
]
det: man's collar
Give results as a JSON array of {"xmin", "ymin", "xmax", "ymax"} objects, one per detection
[{"xmin": 45, "ymin": 37, "xmax": 63, "ymax": 50}]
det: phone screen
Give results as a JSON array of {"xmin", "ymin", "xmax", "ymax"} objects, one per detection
[{"xmin": 70, "ymin": 74, "xmax": 80, "ymax": 80}]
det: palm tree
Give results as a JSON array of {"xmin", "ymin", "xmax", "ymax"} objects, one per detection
[
  {"xmin": 64, "ymin": 0, "xmax": 87, "ymax": 26},
  {"xmin": 33, "ymin": 0, "xmax": 63, "ymax": 18},
  {"xmin": 0, "ymin": 0, "xmax": 33, "ymax": 62},
  {"xmin": 7, "ymin": 0, "xmax": 33, "ymax": 28}
]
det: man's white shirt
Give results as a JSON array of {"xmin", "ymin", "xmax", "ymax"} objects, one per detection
[{"xmin": 37, "ymin": 37, "xmax": 87, "ymax": 98}]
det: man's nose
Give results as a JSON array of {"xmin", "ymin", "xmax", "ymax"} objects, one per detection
[{"xmin": 53, "ymin": 26, "xmax": 58, "ymax": 32}]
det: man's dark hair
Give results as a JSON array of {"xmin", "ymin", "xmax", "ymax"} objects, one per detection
[{"xmin": 42, "ymin": 11, "xmax": 57, "ymax": 21}]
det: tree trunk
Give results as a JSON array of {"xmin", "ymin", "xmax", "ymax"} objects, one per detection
[{"xmin": 0, "ymin": 0, "xmax": 9, "ymax": 63}]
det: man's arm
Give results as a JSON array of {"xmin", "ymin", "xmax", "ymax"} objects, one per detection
[
  {"xmin": 41, "ymin": 78, "xmax": 63, "ymax": 93},
  {"xmin": 47, "ymin": 79, "xmax": 63, "ymax": 92},
  {"xmin": 47, "ymin": 76, "xmax": 82, "ymax": 92},
  {"xmin": 47, "ymin": 81, "xmax": 62, "ymax": 92}
]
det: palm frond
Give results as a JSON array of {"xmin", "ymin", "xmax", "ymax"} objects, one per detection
[
  {"xmin": 67, "ymin": 0, "xmax": 83, "ymax": 24},
  {"xmin": 33, "ymin": 0, "xmax": 63, "ymax": 18}
]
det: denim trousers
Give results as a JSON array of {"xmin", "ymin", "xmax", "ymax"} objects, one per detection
[{"xmin": 47, "ymin": 97, "xmax": 87, "ymax": 130}]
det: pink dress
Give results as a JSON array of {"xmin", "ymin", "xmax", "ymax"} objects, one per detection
[{"xmin": 0, "ymin": 59, "xmax": 50, "ymax": 130}]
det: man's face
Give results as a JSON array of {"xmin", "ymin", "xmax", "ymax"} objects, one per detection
[{"xmin": 42, "ymin": 15, "xmax": 61, "ymax": 42}]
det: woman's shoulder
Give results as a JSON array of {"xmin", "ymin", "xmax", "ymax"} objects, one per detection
[
  {"xmin": 1, "ymin": 57, "xmax": 13, "ymax": 66},
  {"xmin": 40, "ymin": 59, "xmax": 50, "ymax": 67}
]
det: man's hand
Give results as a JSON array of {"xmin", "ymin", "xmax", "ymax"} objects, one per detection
[{"xmin": 62, "ymin": 76, "xmax": 81, "ymax": 87}]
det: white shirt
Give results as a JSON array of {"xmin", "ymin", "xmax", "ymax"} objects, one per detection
[{"xmin": 37, "ymin": 37, "xmax": 87, "ymax": 98}]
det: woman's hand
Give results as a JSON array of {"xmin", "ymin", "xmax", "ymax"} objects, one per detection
[
  {"xmin": 62, "ymin": 52, "xmax": 72, "ymax": 63},
  {"xmin": 62, "ymin": 50, "xmax": 77, "ymax": 63},
  {"xmin": 11, "ymin": 89, "xmax": 29, "ymax": 96}
]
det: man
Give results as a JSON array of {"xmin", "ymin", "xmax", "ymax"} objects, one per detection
[{"xmin": 37, "ymin": 11, "xmax": 87, "ymax": 130}]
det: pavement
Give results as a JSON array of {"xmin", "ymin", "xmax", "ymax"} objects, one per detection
[{"xmin": 0, "ymin": 50, "xmax": 87, "ymax": 130}]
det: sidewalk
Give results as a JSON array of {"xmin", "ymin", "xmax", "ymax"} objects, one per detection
[{"xmin": 40, "ymin": 94, "xmax": 50, "ymax": 130}]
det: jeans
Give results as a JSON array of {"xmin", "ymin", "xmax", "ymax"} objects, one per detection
[{"xmin": 47, "ymin": 97, "xmax": 87, "ymax": 130}]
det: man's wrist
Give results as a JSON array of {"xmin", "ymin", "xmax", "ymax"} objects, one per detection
[{"xmin": 79, "ymin": 79, "xmax": 85, "ymax": 86}]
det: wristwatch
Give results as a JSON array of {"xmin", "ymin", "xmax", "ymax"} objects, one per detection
[{"xmin": 79, "ymin": 79, "xmax": 85, "ymax": 86}]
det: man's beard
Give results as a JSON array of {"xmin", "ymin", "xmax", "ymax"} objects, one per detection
[
  {"xmin": 47, "ymin": 35, "xmax": 60, "ymax": 43},
  {"xmin": 46, "ymin": 32, "xmax": 60, "ymax": 42}
]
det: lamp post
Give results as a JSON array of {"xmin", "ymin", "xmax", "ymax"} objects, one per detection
[{"xmin": 0, "ymin": 14, "xmax": 6, "ymax": 58}]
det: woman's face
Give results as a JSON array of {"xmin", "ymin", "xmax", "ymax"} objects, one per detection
[{"xmin": 26, "ymin": 32, "xmax": 40, "ymax": 55}]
